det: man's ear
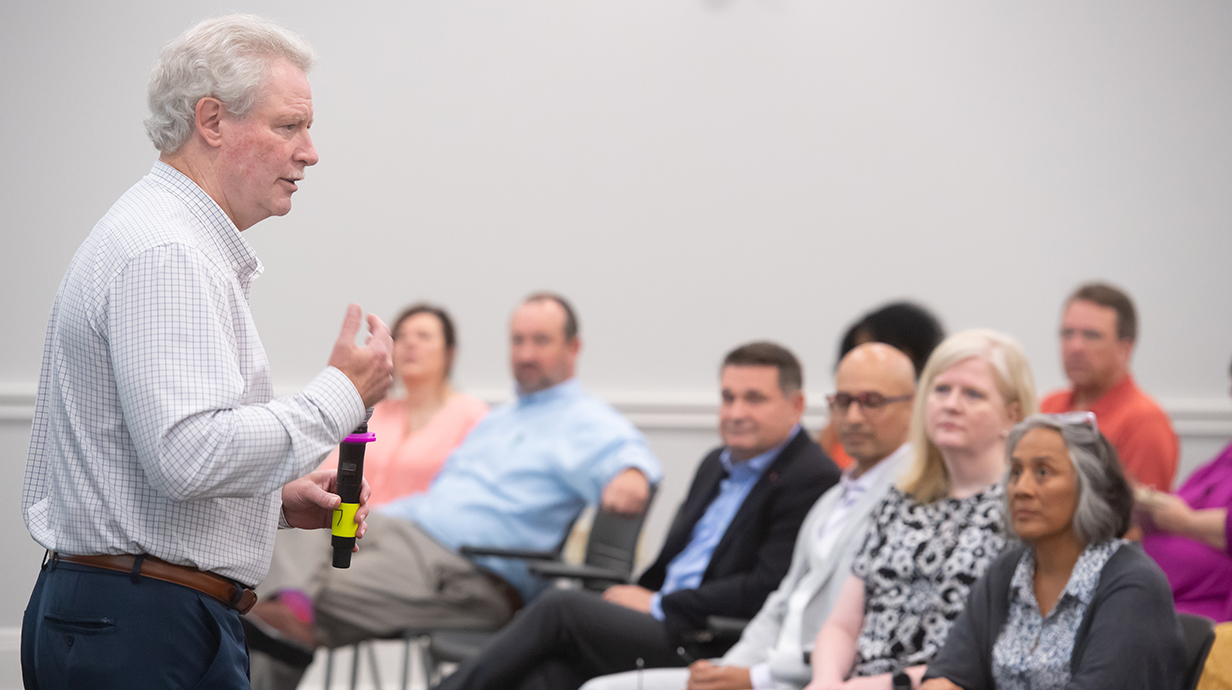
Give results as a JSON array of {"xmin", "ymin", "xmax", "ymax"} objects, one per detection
[
  {"xmin": 1115, "ymin": 337, "xmax": 1134, "ymax": 369},
  {"xmin": 791, "ymin": 389, "xmax": 806, "ymax": 416},
  {"xmin": 195, "ymin": 97, "xmax": 225, "ymax": 148}
]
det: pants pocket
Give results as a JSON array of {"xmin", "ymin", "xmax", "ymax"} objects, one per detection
[
  {"xmin": 42, "ymin": 612, "xmax": 118, "ymax": 634},
  {"xmin": 189, "ymin": 597, "xmax": 251, "ymax": 690},
  {"xmin": 37, "ymin": 611, "xmax": 123, "ymax": 688}
]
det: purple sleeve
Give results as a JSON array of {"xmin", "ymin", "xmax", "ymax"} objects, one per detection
[{"xmin": 1225, "ymin": 509, "xmax": 1232, "ymax": 557}]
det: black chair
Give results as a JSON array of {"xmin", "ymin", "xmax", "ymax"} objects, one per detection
[
  {"xmin": 329, "ymin": 494, "xmax": 656, "ymax": 690},
  {"xmin": 1179, "ymin": 612, "xmax": 1216, "ymax": 690},
  {"xmin": 426, "ymin": 495, "xmax": 657, "ymax": 684},
  {"xmin": 317, "ymin": 510, "xmax": 583, "ymax": 690}
]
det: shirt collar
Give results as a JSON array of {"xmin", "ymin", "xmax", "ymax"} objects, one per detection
[
  {"xmin": 1064, "ymin": 540, "xmax": 1123, "ymax": 605},
  {"xmin": 1058, "ymin": 373, "xmax": 1137, "ymax": 414},
  {"xmin": 1009, "ymin": 548, "xmax": 1036, "ymax": 603},
  {"xmin": 149, "ymin": 161, "xmax": 263, "ymax": 282},
  {"xmin": 1010, "ymin": 539, "xmax": 1124, "ymax": 610},
  {"xmin": 515, "ymin": 377, "xmax": 583, "ymax": 405},
  {"xmin": 1089, "ymin": 374, "xmax": 1137, "ymax": 412},
  {"xmin": 720, "ymin": 425, "xmax": 799, "ymax": 477},
  {"xmin": 842, "ymin": 442, "xmax": 911, "ymax": 490}
]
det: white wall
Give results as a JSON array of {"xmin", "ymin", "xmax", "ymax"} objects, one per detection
[{"xmin": 2, "ymin": 2, "xmax": 1232, "ymax": 685}]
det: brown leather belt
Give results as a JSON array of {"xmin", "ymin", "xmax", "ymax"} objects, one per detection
[{"xmin": 55, "ymin": 553, "xmax": 258, "ymax": 614}]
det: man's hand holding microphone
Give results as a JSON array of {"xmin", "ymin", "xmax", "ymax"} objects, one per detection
[{"xmin": 280, "ymin": 304, "xmax": 394, "ymax": 552}]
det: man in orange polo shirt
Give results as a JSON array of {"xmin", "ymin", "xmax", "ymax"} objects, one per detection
[{"xmin": 1040, "ymin": 282, "xmax": 1179, "ymax": 489}]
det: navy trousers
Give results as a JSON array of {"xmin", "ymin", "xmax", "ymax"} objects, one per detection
[{"xmin": 22, "ymin": 558, "xmax": 250, "ymax": 689}]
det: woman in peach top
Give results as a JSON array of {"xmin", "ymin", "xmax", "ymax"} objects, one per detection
[{"xmin": 320, "ymin": 304, "xmax": 487, "ymax": 507}]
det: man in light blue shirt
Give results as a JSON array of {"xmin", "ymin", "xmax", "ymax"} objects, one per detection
[
  {"xmin": 247, "ymin": 294, "xmax": 661, "ymax": 688},
  {"xmin": 436, "ymin": 342, "xmax": 841, "ymax": 690}
]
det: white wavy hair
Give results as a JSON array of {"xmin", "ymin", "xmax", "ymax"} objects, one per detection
[{"xmin": 144, "ymin": 14, "xmax": 316, "ymax": 153}]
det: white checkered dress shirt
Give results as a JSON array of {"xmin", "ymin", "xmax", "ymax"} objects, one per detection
[{"xmin": 23, "ymin": 162, "xmax": 365, "ymax": 586}]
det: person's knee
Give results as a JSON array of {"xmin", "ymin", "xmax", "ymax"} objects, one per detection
[{"xmin": 526, "ymin": 588, "xmax": 596, "ymax": 623}]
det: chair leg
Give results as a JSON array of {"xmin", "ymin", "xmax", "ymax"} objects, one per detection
[
  {"xmin": 399, "ymin": 636, "xmax": 413, "ymax": 690},
  {"xmin": 366, "ymin": 642, "xmax": 384, "ymax": 690},
  {"xmin": 419, "ymin": 637, "xmax": 437, "ymax": 689},
  {"xmin": 349, "ymin": 643, "xmax": 362, "ymax": 690},
  {"xmin": 324, "ymin": 647, "xmax": 334, "ymax": 690}
]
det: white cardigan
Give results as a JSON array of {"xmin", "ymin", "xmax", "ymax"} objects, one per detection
[{"xmin": 720, "ymin": 445, "xmax": 911, "ymax": 689}]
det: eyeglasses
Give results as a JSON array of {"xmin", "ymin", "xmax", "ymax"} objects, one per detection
[
  {"xmin": 1051, "ymin": 410, "xmax": 1099, "ymax": 435},
  {"xmin": 827, "ymin": 392, "xmax": 913, "ymax": 412}
]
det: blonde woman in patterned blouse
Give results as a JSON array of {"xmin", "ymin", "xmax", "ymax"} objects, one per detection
[
  {"xmin": 920, "ymin": 414, "xmax": 1185, "ymax": 690},
  {"xmin": 805, "ymin": 330, "xmax": 1037, "ymax": 690}
]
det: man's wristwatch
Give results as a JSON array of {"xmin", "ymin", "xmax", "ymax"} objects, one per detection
[{"xmin": 892, "ymin": 670, "xmax": 912, "ymax": 690}]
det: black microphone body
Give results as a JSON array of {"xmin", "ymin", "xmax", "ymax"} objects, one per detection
[{"xmin": 331, "ymin": 411, "xmax": 375, "ymax": 568}]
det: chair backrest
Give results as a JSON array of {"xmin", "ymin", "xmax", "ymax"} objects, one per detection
[
  {"xmin": 580, "ymin": 487, "xmax": 657, "ymax": 588},
  {"xmin": 1179, "ymin": 612, "xmax": 1217, "ymax": 690}
]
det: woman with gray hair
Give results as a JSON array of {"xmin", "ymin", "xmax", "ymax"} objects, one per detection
[{"xmin": 920, "ymin": 414, "xmax": 1185, "ymax": 690}]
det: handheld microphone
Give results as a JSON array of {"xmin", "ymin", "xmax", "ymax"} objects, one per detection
[{"xmin": 331, "ymin": 408, "xmax": 375, "ymax": 568}]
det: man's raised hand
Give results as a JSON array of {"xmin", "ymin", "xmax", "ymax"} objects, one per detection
[{"xmin": 328, "ymin": 304, "xmax": 394, "ymax": 408}]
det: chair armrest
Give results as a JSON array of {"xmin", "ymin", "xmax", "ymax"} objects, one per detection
[
  {"xmin": 458, "ymin": 545, "xmax": 558, "ymax": 561},
  {"xmin": 683, "ymin": 616, "xmax": 751, "ymax": 644},
  {"xmin": 527, "ymin": 562, "xmax": 632, "ymax": 585},
  {"xmin": 705, "ymin": 616, "xmax": 750, "ymax": 639}
]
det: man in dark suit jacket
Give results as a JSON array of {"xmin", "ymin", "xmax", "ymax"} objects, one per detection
[{"xmin": 437, "ymin": 342, "xmax": 841, "ymax": 690}]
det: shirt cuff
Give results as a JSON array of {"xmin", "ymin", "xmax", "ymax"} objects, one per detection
[
  {"xmin": 649, "ymin": 592, "xmax": 665, "ymax": 621},
  {"xmin": 749, "ymin": 662, "xmax": 774, "ymax": 690},
  {"xmin": 308, "ymin": 367, "xmax": 367, "ymax": 438}
]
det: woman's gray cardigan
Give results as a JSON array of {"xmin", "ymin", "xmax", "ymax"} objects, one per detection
[{"xmin": 922, "ymin": 542, "xmax": 1186, "ymax": 690}]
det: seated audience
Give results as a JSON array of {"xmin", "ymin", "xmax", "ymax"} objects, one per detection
[
  {"xmin": 581, "ymin": 343, "xmax": 918, "ymax": 690},
  {"xmin": 258, "ymin": 304, "xmax": 487, "ymax": 639},
  {"xmin": 818, "ymin": 301, "xmax": 945, "ymax": 469},
  {"xmin": 247, "ymin": 293, "xmax": 662, "ymax": 690},
  {"xmin": 436, "ymin": 342, "xmax": 841, "ymax": 690},
  {"xmin": 318, "ymin": 303, "xmax": 486, "ymax": 507},
  {"xmin": 805, "ymin": 329, "xmax": 1037, "ymax": 690},
  {"xmin": 921, "ymin": 413, "xmax": 1185, "ymax": 690},
  {"xmin": 1138, "ymin": 356, "xmax": 1232, "ymax": 622},
  {"xmin": 1040, "ymin": 282, "xmax": 1178, "ymax": 490}
]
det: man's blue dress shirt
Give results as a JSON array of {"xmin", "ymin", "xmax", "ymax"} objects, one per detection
[
  {"xmin": 380, "ymin": 379, "xmax": 662, "ymax": 600},
  {"xmin": 648, "ymin": 427, "xmax": 797, "ymax": 620}
]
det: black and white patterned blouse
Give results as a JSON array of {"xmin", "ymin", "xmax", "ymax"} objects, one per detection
[
  {"xmin": 992, "ymin": 539, "xmax": 1127, "ymax": 690},
  {"xmin": 849, "ymin": 485, "xmax": 1007, "ymax": 677}
]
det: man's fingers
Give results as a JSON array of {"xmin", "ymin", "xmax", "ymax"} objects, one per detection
[
  {"xmin": 308, "ymin": 481, "xmax": 341, "ymax": 509},
  {"xmin": 602, "ymin": 490, "xmax": 640, "ymax": 515},
  {"xmin": 366, "ymin": 314, "xmax": 391, "ymax": 346},
  {"xmin": 336, "ymin": 304, "xmax": 363, "ymax": 345}
]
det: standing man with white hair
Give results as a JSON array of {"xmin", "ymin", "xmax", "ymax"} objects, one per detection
[{"xmin": 20, "ymin": 15, "xmax": 393, "ymax": 688}]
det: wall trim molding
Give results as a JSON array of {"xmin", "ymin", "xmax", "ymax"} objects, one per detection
[{"xmin": 2, "ymin": 382, "xmax": 1230, "ymax": 437}]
